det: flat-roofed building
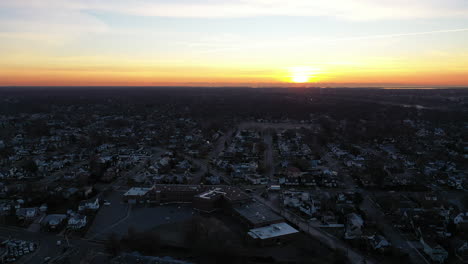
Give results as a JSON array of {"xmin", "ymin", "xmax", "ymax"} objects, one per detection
[
  {"xmin": 232, "ymin": 201, "xmax": 283, "ymax": 228},
  {"xmin": 123, "ymin": 187, "xmax": 153, "ymax": 204},
  {"xmin": 247, "ymin": 222, "xmax": 299, "ymax": 246},
  {"xmin": 152, "ymin": 185, "xmax": 205, "ymax": 204},
  {"xmin": 123, "ymin": 185, "xmax": 251, "ymax": 209},
  {"xmin": 193, "ymin": 188, "xmax": 225, "ymax": 212}
]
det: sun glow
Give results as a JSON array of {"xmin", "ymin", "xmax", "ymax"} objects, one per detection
[
  {"xmin": 288, "ymin": 66, "xmax": 318, "ymax": 83},
  {"xmin": 292, "ymin": 75, "xmax": 309, "ymax": 83}
]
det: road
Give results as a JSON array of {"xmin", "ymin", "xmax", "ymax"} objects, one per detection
[
  {"xmin": 263, "ymin": 130, "xmax": 274, "ymax": 181},
  {"xmin": 360, "ymin": 195, "xmax": 430, "ymax": 264},
  {"xmin": 231, "ymin": 122, "xmax": 378, "ymax": 264},
  {"xmin": 252, "ymin": 194, "xmax": 376, "ymax": 264}
]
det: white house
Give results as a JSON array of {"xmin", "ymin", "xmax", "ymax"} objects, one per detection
[
  {"xmin": 78, "ymin": 197, "xmax": 100, "ymax": 212},
  {"xmin": 369, "ymin": 235, "xmax": 391, "ymax": 250},
  {"xmin": 16, "ymin": 208, "xmax": 39, "ymax": 220},
  {"xmin": 454, "ymin": 213, "xmax": 468, "ymax": 225},
  {"xmin": 67, "ymin": 214, "xmax": 87, "ymax": 229}
]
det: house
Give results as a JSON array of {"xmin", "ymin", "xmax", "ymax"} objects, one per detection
[
  {"xmin": 39, "ymin": 204, "xmax": 48, "ymax": 212},
  {"xmin": 63, "ymin": 187, "xmax": 79, "ymax": 199},
  {"xmin": 0, "ymin": 200, "xmax": 15, "ymax": 215},
  {"xmin": 245, "ymin": 174, "xmax": 268, "ymax": 185},
  {"xmin": 205, "ymin": 175, "xmax": 221, "ymax": 185},
  {"xmin": 68, "ymin": 214, "xmax": 87, "ymax": 230},
  {"xmin": 176, "ymin": 160, "xmax": 191, "ymax": 170},
  {"xmin": 82, "ymin": 186, "xmax": 94, "ymax": 198},
  {"xmin": 454, "ymin": 212, "xmax": 468, "ymax": 225},
  {"xmin": 283, "ymin": 191, "xmax": 321, "ymax": 217},
  {"xmin": 456, "ymin": 241, "xmax": 468, "ymax": 263},
  {"xmin": 41, "ymin": 214, "xmax": 67, "ymax": 231},
  {"xmin": 344, "ymin": 213, "xmax": 364, "ymax": 240},
  {"xmin": 78, "ymin": 197, "xmax": 100, "ymax": 212},
  {"xmin": 420, "ymin": 235, "xmax": 448, "ymax": 263},
  {"xmin": 368, "ymin": 235, "xmax": 391, "ymax": 251},
  {"xmin": 268, "ymin": 185, "xmax": 281, "ymax": 192},
  {"xmin": 16, "ymin": 207, "xmax": 39, "ymax": 220},
  {"xmin": 0, "ymin": 247, "xmax": 7, "ymax": 264},
  {"xmin": 321, "ymin": 211, "xmax": 343, "ymax": 227}
]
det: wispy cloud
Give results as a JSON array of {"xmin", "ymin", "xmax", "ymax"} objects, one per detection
[
  {"xmin": 331, "ymin": 28, "xmax": 468, "ymax": 41},
  {"xmin": 1, "ymin": 0, "xmax": 467, "ymax": 49},
  {"xmin": 182, "ymin": 28, "xmax": 468, "ymax": 55},
  {"xmin": 1, "ymin": 0, "xmax": 468, "ymax": 20}
]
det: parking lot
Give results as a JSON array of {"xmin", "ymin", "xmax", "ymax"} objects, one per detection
[{"xmin": 86, "ymin": 190, "xmax": 195, "ymax": 240}]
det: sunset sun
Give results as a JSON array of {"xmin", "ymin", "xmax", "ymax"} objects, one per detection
[
  {"xmin": 292, "ymin": 75, "xmax": 310, "ymax": 83},
  {"xmin": 289, "ymin": 66, "xmax": 317, "ymax": 83}
]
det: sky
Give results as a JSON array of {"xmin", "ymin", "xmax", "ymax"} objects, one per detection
[{"xmin": 1, "ymin": 0, "xmax": 468, "ymax": 87}]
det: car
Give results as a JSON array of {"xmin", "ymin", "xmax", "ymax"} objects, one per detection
[{"xmin": 104, "ymin": 201, "xmax": 111, "ymax": 206}]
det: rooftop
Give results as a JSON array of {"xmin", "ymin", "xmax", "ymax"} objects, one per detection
[
  {"xmin": 233, "ymin": 201, "xmax": 283, "ymax": 226},
  {"xmin": 248, "ymin": 222, "xmax": 299, "ymax": 240},
  {"xmin": 196, "ymin": 188, "xmax": 224, "ymax": 200},
  {"xmin": 124, "ymin": 187, "xmax": 152, "ymax": 197}
]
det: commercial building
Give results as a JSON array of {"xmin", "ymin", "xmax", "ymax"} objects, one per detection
[
  {"xmin": 247, "ymin": 222, "xmax": 299, "ymax": 246},
  {"xmin": 232, "ymin": 201, "xmax": 284, "ymax": 228}
]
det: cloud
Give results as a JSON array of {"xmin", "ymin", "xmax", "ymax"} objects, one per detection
[
  {"xmin": 1, "ymin": 0, "xmax": 467, "ymax": 61},
  {"xmin": 0, "ymin": 1, "xmax": 109, "ymax": 47},
  {"xmin": 1, "ymin": 0, "xmax": 468, "ymax": 20},
  {"xmin": 317, "ymin": 28, "xmax": 468, "ymax": 43}
]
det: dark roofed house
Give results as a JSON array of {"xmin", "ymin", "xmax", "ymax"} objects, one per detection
[
  {"xmin": 420, "ymin": 234, "xmax": 448, "ymax": 263},
  {"xmin": 41, "ymin": 214, "xmax": 67, "ymax": 231},
  {"xmin": 16, "ymin": 207, "xmax": 39, "ymax": 220},
  {"xmin": 456, "ymin": 241, "xmax": 468, "ymax": 263}
]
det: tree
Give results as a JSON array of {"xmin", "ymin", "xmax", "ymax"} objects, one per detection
[
  {"xmin": 105, "ymin": 233, "xmax": 121, "ymax": 256},
  {"xmin": 461, "ymin": 195, "xmax": 468, "ymax": 210},
  {"xmin": 184, "ymin": 216, "xmax": 239, "ymax": 260},
  {"xmin": 365, "ymin": 156, "xmax": 387, "ymax": 188},
  {"xmin": 121, "ymin": 229, "xmax": 161, "ymax": 255},
  {"xmin": 257, "ymin": 142, "xmax": 267, "ymax": 153},
  {"xmin": 353, "ymin": 192, "xmax": 364, "ymax": 206},
  {"xmin": 20, "ymin": 159, "xmax": 38, "ymax": 174},
  {"xmin": 293, "ymin": 159, "xmax": 310, "ymax": 171},
  {"xmin": 89, "ymin": 155, "xmax": 106, "ymax": 181},
  {"xmin": 332, "ymin": 249, "xmax": 348, "ymax": 264}
]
